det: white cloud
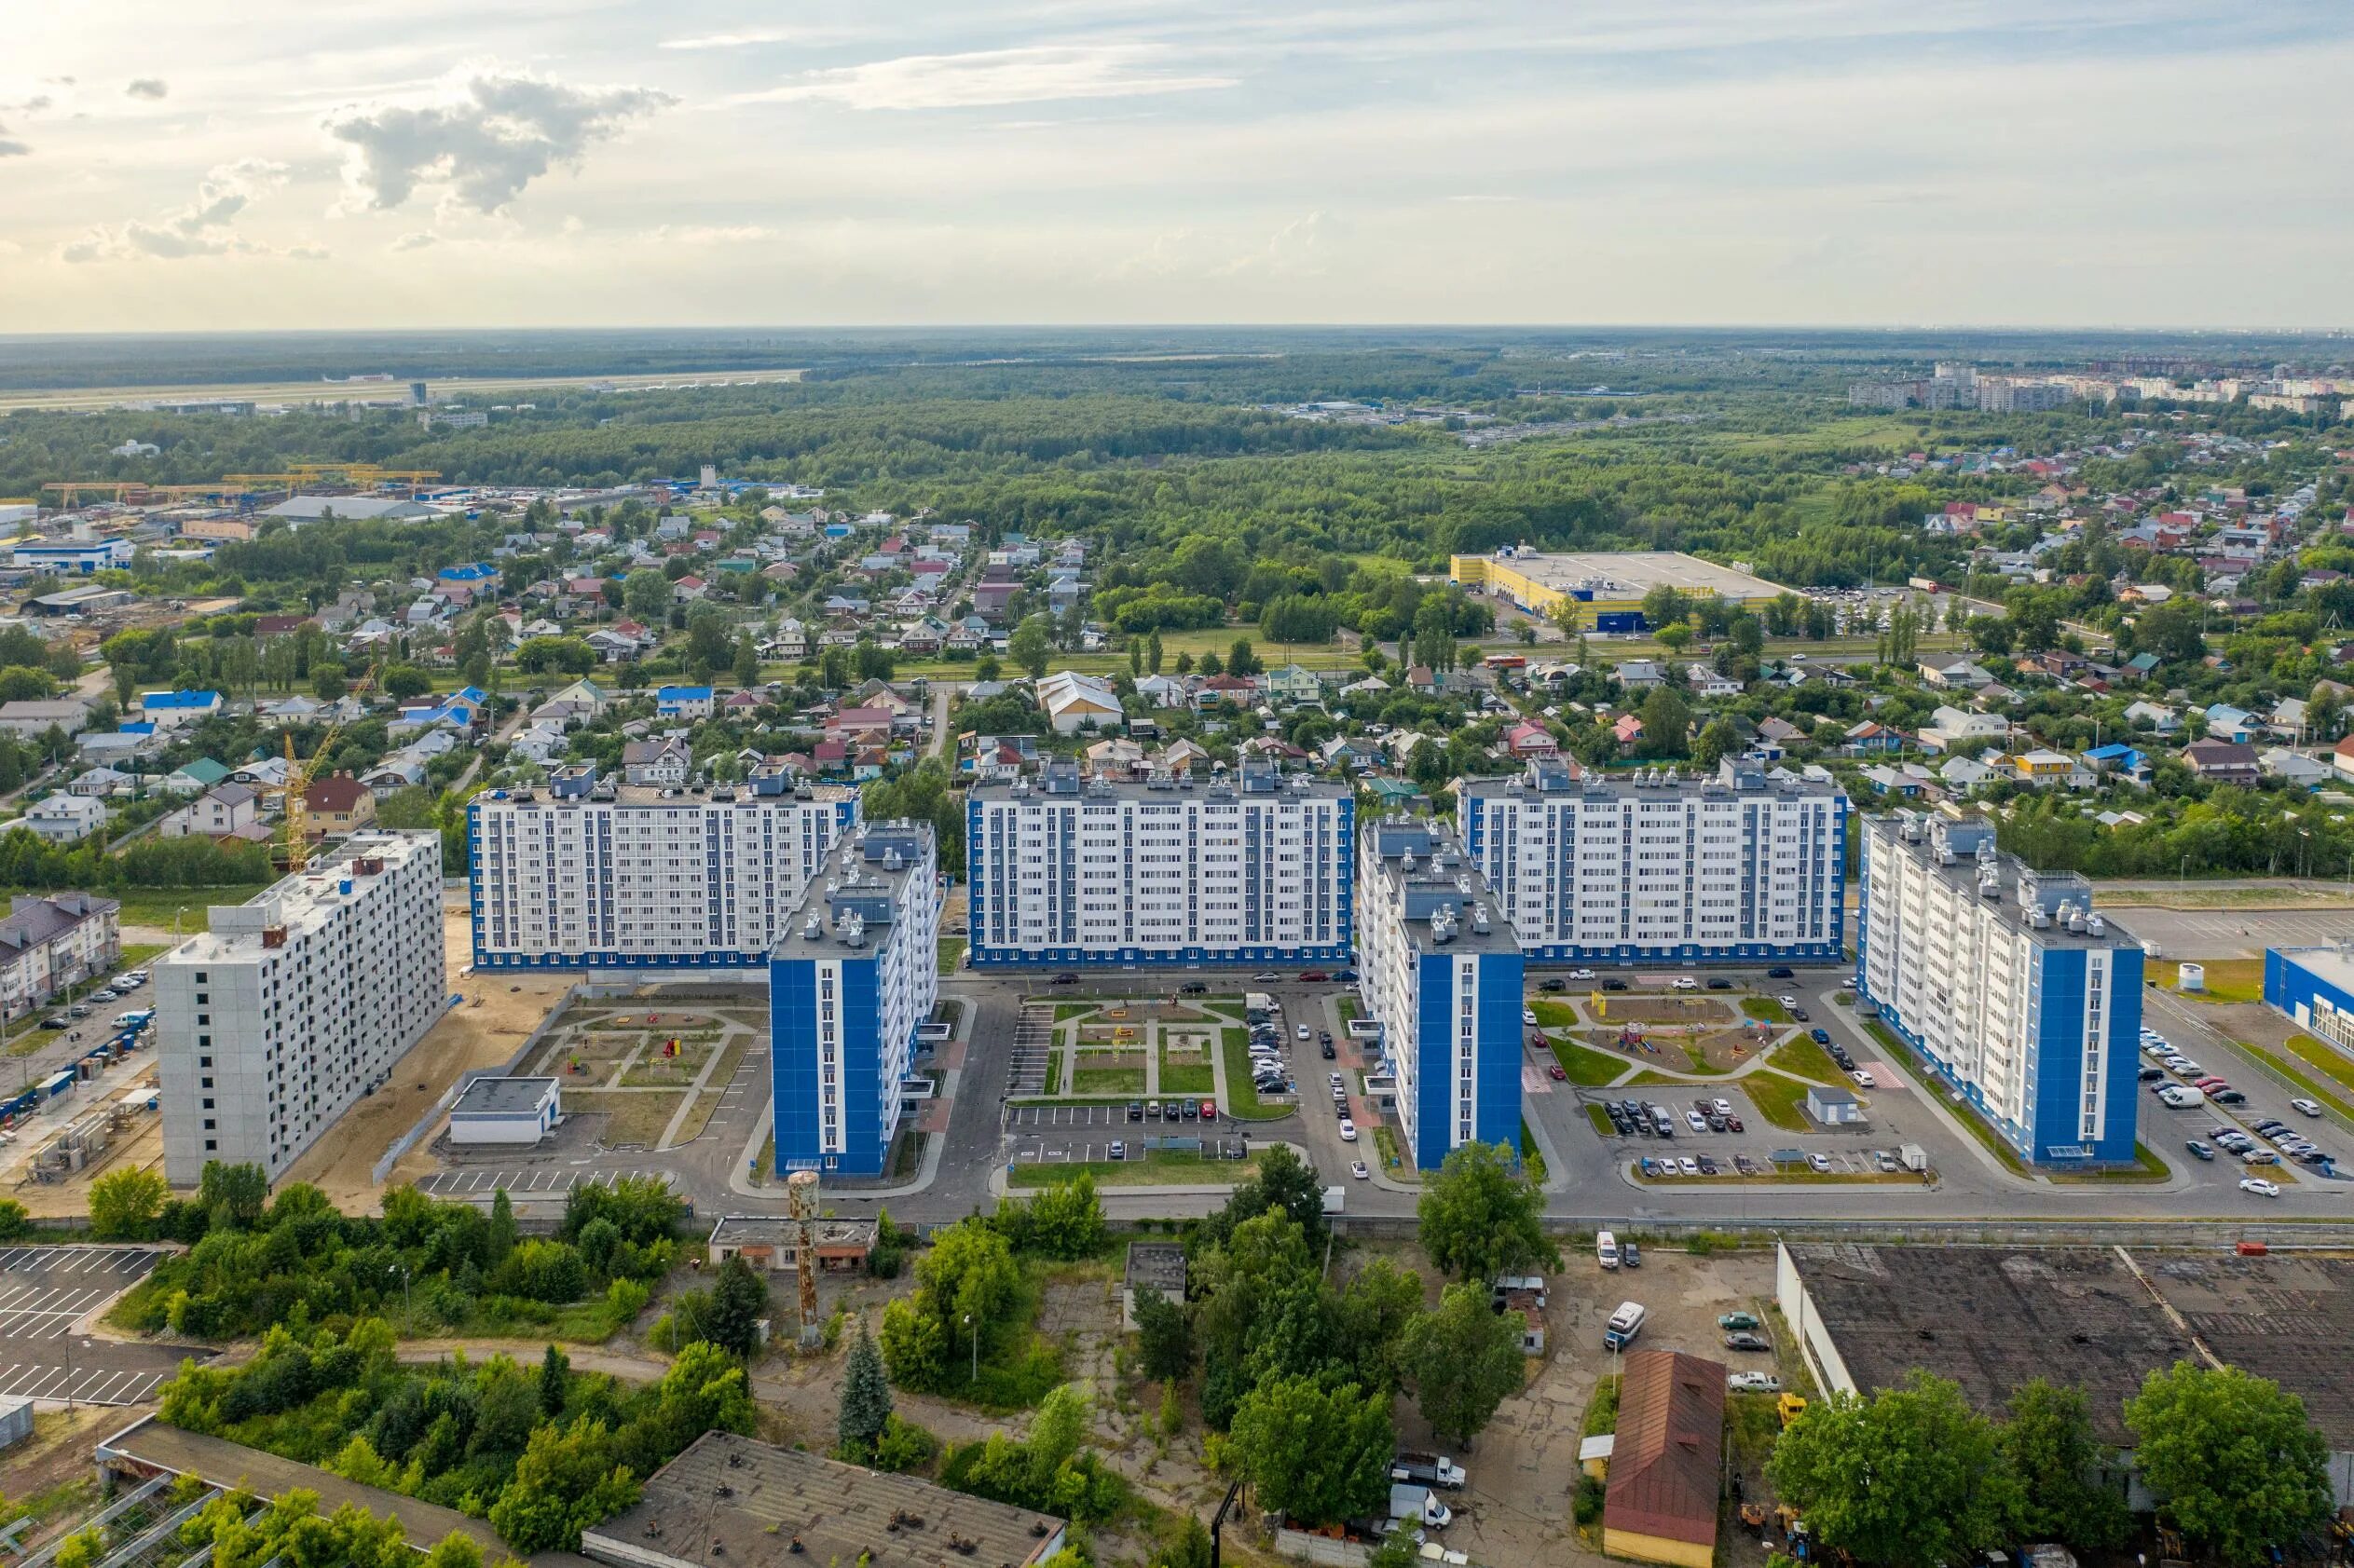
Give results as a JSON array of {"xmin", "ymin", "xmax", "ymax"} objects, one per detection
[
  {"xmin": 751, "ymin": 44, "xmax": 1236, "ymax": 111},
  {"xmin": 661, "ymin": 26, "xmax": 874, "ymax": 51},
  {"xmin": 326, "ymin": 68, "xmax": 676, "ymax": 213},
  {"xmin": 390, "ymin": 230, "xmax": 439, "ymax": 251},
  {"xmin": 125, "ymin": 78, "xmax": 169, "ymax": 100},
  {"xmin": 61, "ymin": 159, "xmax": 298, "ymax": 261},
  {"xmin": 0, "ymin": 125, "xmax": 26, "ymax": 157},
  {"xmin": 645, "ymin": 224, "xmax": 779, "ymax": 244}
]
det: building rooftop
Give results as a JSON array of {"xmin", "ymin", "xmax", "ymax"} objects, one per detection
[
  {"xmin": 163, "ymin": 830, "xmax": 437, "ymax": 964},
  {"xmin": 486, "ymin": 770, "xmax": 855, "ymax": 811},
  {"xmin": 708, "ymin": 1215, "xmax": 879, "ymax": 1251},
  {"xmin": 1125, "ymin": 1241, "xmax": 1187, "ymax": 1297},
  {"xmin": 1866, "ymin": 811, "xmax": 2141, "ymax": 951},
  {"xmin": 971, "ymin": 761, "xmax": 1347, "ymax": 802},
  {"xmin": 1460, "ymin": 548, "xmax": 1784, "ymax": 602},
  {"xmin": 2136, "ymin": 1252, "xmax": 2354, "ymax": 1450},
  {"xmin": 1603, "ymin": 1349, "xmax": 1725, "ymax": 1550},
  {"xmin": 452, "ymin": 1075, "xmax": 557, "ymax": 1117},
  {"xmin": 779, "ymin": 822, "xmax": 935, "ymax": 949},
  {"xmin": 2272, "ymin": 945, "xmax": 2354, "ymax": 999},
  {"xmin": 1362, "ymin": 817, "xmax": 1519, "ymax": 955},
  {"xmin": 1458, "ymin": 756, "xmax": 1843, "ymax": 801},
  {"xmin": 583, "ymin": 1430, "xmax": 1066, "ymax": 1568},
  {"xmin": 1784, "ymin": 1244, "xmax": 2195, "ymax": 1445}
]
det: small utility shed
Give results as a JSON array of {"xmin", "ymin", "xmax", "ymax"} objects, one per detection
[
  {"xmin": 1123, "ymin": 1241, "xmax": 1187, "ymax": 1330},
  {"xmin": 707, "ymin": 1215, "xmax": 877, "ymax": 1276},
  {"xmin": 1602, "ymin": 1349, "xmax": 1726, "ymax": 1568},
  {"xmin": 1805, "ymin": 1085, "xmax": 1862, "ymax": 1125},
  {"xmin": 0, "ymin": 1394, "xmax": 31, "ymax": 1452},
  {"xmin": 448, "ymin": 1075, "xmax": 560, "ymax": 1146}
]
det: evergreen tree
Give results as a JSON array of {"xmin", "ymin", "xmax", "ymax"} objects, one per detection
[
  {"xmin": 839, "ymin": 1321, "xmax": 894, "ymax": 1455},
  {"xmin": 540, "ymin": 1343, "xmax": 570, "ymax": 1420},
  {"xmin": 487, "ymin": 1188, "xmax": 517, "ymax": 1271}
]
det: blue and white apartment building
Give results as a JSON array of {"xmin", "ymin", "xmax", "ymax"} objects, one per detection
[
  {"xmin": 965, "ymin": 760, "xmax": 1351, "ymax": 968},
  {"xmin": 1357, "ymin": 817, "xmax": 1525, "ymax": 1172},
  {"xmin": 2264, "ymin": 946, "xmax": 2354, "ymax": 1055},
  {"xmin": 770, "ymin": 822, "xmax": 942, "ymax": 1176},
  {"xmin": 1857, "ymin": 811, "xmax": 2142, "ymax": 1167},
  {"xmin": 468, "ymin": 762, "xmax": 859, "ymax": 971},
  {"xmin": 1457, "ymin": 757, "xmax": 1846, "ymax": 965}
]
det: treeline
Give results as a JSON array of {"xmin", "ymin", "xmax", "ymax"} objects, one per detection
[{"xmin": 0, "ymin": 828, "xmax": 276, "ymax": 893}]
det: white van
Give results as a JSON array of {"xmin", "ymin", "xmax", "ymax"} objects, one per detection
[
  {"xmin": 1604, "ymin": 1300, "xmax": 1647, "ymax": 1350},
  {"xmin": 1596, "ymin": 1231, "xmax": 1621, "ymax": 1270}
]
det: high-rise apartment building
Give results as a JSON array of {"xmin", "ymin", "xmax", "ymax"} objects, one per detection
[
  {"xmin": 965, "ymin": 761, "xmax": 1351, "ymax": 967},
  {"xmin": 1457, "ymin": 758, "xmax": 1845, "ymax": 965},
  {"xmin": 155, "ymin": 830, "xmax": 445, "ymax": 1185},
  {"xmin": 1856, "ymin": 811, "xmax": 2142, "ymax": 1166},
  {"xmin": 1357, "ymin": 817, "xmax": 1524, "ymax": 1171},
  {"xmin": 468, "ymin": 763, "xmax": 858, "ymax": 971},
  {"xmin": 770, "ymin": 822, "xmax": 942, "ymax": 1177}
]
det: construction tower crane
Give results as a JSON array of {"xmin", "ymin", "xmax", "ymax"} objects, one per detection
[{"xmin": 280, "ymin": 661, "xmax": 380, "ymax": 869}]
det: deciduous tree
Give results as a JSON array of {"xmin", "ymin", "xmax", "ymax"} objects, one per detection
[
  {"xmin": 1415, "ymin": 1141, "xmax": 1556, "ymax": 1284},
  {"xmin": 1401, "ymin": 1282, "xmax": 1526, "ymax": 1445},
  {"xmin": 2126, "ymin": 1362, "xmax": 2333, "ymax": 1566},
  {"xmin": 1766, "ymin": 1370, "xmax": 2022, "ymax": 1568}
]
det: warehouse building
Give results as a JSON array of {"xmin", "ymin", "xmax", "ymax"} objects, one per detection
[
  {"xmin": 770, "ymin": 821, "xmax": 941, "ymax": 1177},
  {"xmin": 1458, "ymin": 757, "xmax": 1846, "ymax": 965},
  {"xmin": 583, "ymin": 1430, "xmax": 1068, "ymax": 1568},
  {"xmin": 1357, "ymin": 816, "xmax": 1524, "ymax": 1170},
  {"xmin": 2263, "ymin": 947, "xmax": 2354, "ymax": 1054},
  {"xmin": 468, "ymin": 763, "xmax": 859, "ymax": 971},
  {"xmin": 156, "ymin": 830, "xmax": 445, "ymax": 1185},
  {"xmin": 965, "ymin": 761, "xmax": 1351, "ymax": 968},
  {"xmin": 1776, "ymin": 1242, "xmax": 2354, "ymax": 1505},
  {"xmin": 1449, "ymin": 547, "xmax": 1784, "ymax": 630},
  {"xmin": 1601, "ymin": 1349, "xmax": 1726, "ymax": 1568},
  {"xmin": 1857, "ymin": 812, "xmax": 2142, "ymax": 1166}
]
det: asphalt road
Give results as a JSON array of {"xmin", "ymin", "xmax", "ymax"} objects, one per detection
[{"xmin": 0, "ymin": 1246, "xmax": 200, "ymax": 1406}]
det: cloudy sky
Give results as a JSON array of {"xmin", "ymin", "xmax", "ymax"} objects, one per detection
[{"xmin": 3, "ymin": 0, "xmax": 2348, "ymax": 333}]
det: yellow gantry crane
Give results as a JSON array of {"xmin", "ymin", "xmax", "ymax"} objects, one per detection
[{"xmin": 220, "ymin": 464, "xmax": 442, "ymax": 493}]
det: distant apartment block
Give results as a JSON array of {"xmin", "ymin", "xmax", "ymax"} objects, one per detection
[
  {"xmin": 156, "ymin": 830, "xmax": 445, "ymax": 1185},
  {"xmin": 0, "ymin": 893, "xmax": 119, "ymax": 1021},
  {"xmin": 1856, "ymin": 811, "xmax": 2142, "ymax": 1167},
  {"xmin": 771, "ymin": 822, "xmax": 941, "ymax": 1177},
  {"xmin": 468, "ymin": 764, "xmax": 858, "ymax": 971},
  {"xmin": 965, "ymin": 761, "xmax": 1352, "ymax": 967},
  {"xmin": 1457, "ymin": 757, "xmax": 1846, "ymax": 964},
  {"xmin": 1357, "ymin": 817, "xmax": 1524, "ymax": 1171}
]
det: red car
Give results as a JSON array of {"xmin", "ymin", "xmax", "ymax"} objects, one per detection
[
  {"xmin": 1298, "ymin": 971, "xmax": 1330, "ymax": 982},
  {"xmin": 1548, "ymin": 1064, "xmax": 1567, "ymax": 1082},
  {"xmin": 1201, "ymin": 1099, "xmax": 1219, "ymax": 1120}
]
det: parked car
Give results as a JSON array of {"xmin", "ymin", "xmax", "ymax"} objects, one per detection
[
  {"xmin": 1252, "ymin": 972, "xmax": 1281, "ymax": 982},
  {"xmin": 1622, "ymin": 1240, "xmax": 1641, "ymax": 1268},
  {"xmin": 1351, "ymin": 1160, "xmax": 1370, "ymax": 1179},
  {"xmin": 1705, "ymin": 977, "xmax": 1732, "ymax": 990},
  {"xmin": 1051, "ymin": 973, "xmax": 1078, "ymax": 986},
  {"xmin": 1522, "ymin": 1008, "xmax": 1540, "ymax": 1025},
  {"xmin": 1180, "ymin": 982, "xmax": 1207, "ymax": 995},
  {"xmin": 1568, "ymin": 968, "xmax": 1596, "ymax": 980},
  {"xmin": 1108, "ymin": 1140, "xmax": 1126, "ymax": 1160},
  {"xmin": 1811, "ymin": 1029, "xmax": 1831, "ymax": 1044},
  {"xmin": 1729, "ymin": 1371, "xmax": 1782, "ymax": 1393},
  {"xmin": 1602, "ymin": 979, "xmax": 1629, "ymax": 992},
  {"xmin": 1718, "ymin": 1311, "xmax": 1761, "ymax": 1329},
  {"xmin": 1127, "ymin": 1102, "xmax": 1143, "ymax": 1122},
  {"xmin": 1334, "ymin": 969, "xmax": 1358, "ymax": 981},
  {"xmin": 1696, "ymin": 1154, "xmax": 1719, "ymax": 1176},
  {"xmin": 1790, "ymin": 1006, "xmax": 1811, "ymax": 1022},
  {"xmin": 1725, "ymin": 1114, "xmax": 1744, "ymax": 1133},
  {"xmin": 1548, "ymin": 1063, "xmax": 1567, "ymax": 1081},
  {"xmin": 1766, "ymin": 966, "xmax": 1795, "ymax": 978},
  {"xmin": 1724, "ymin": 1331, "xmax": 1772, "ymax": 1352},
  {"xmin": 1677, "ymin": 1156, "xmax": 1698, "ymax": 1177},
  {"xmin": 1672, "ymin": 977, "xmax": 1698, "ymax": 991},
  {"xmin": 1807, "ymin": 1152, "xmax": 1832, "ymax": 1173},
  {"xmin": 1539, "ymin": 978, "xmax": 1566, "ymax": 992},
  {"xmin": 1339, "ymin": 1119, "xmax": 1359, "ymax": 1142},
  {"xmin": 2240, "ymin": 1178, "xmax": 2282, "ymax": 1198},
  {"xmin": 1202, "ymin": 1100, "xmax": 1219, "ymax": 1120},
  {"xmin": 2184, "ymin": 1139, "xmax": 2214, "ymax": 1161}
]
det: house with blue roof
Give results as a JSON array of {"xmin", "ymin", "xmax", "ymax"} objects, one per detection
[
  {"xmin": 436, "ymin": 562, "xmax": 500, "ymax": 584},
  {"xmin": 140, "ymin": 689, "xmax": 223, "ymax": 729},
  {"xmin": 2204, "ymin": 703, "xmax": 2256, "ymax": 743},
  {"xmin": 656, "ymin": 685, "xmax": 716, "ymax": 719},
  {"xmin": 2082, "ymin": 743, "xmax": 2152, "ymax": 785}
]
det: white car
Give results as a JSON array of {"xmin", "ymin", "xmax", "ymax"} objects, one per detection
[
  {"xmin": 1568, "ymin": 968, "xmax": 1596, "ymax": 981},
  {"xmin": 1850, "ymin": 1070, "xmax": 1877, "ymax": 1088},
  {"xmin": 2291, "ymin": 1098, "xmax": 2324, "ymax": 1118},
  {"xmin": 1728, "ymin": 1371, "xmax": 1782, "ymax": 1393},
  {"xmin": 1296, "ymin": 1024, "xmax": 1312, "ymax": 1041},
  {"xmin": 1523, "ymin": 1008, "xmax": 1539, "ymax": 1026},
  {"xmin": 2240, "ymin": 1177, "xmax": 2282, "ymax": 1198},
  {"xmin": 1351, "ymin": 1160, "xmax": 1369, "ymax": 1179},
  {"xmin": 1672, "ymin": 977, "xmax": 1698, "ymax": 991},
  {"xmin": 1338, "ymin": 1119, "xmax": 1359, "ymax": 1142},
  {"xmin": 1685, "ymin": 1111, "xmax": 1707, "ymax": 1133},
  {"xmin": 1778, "ymin": 995, "xmax": 1799, "ymax": 1007},
  {"xmin": 1678, "ymin": 1156, "xmax": 1699, "ymax": 1177},
  {"xmin": 1807, "ymin": 1152, "xmax": 1832, "ymax": 1173},
  {"xmin": 1711, "ymin": 1098, "xmax": 1732, "ymax": 1117}
]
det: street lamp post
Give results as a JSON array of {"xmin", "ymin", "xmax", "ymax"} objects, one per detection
[{"xmin": 963, "ymin": 1312, "xmax": 978, "ymax": 1383}]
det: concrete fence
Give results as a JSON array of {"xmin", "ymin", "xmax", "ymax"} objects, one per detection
[{"xmin": 1273, "ymin": 1530, "xmax": 1373, "ymax": 1568}]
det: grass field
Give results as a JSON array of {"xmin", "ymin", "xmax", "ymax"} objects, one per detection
[
  {"xmin": 1072, "ymin": 1067, "xmax": 1145, "ymax": 1096},
  {"xmin": 1584, "ymin": 1103, "xmax": 1615, "ymax": 1135},
  {"xmin": 567, "ymin": 1089, "xmax": 683, "ymax": 1148},
  {"xmin": 937, "ymin": 937, "xmax": 966, "ymax": 976},
  {"xmin": 1551, "ymin": 1037, "xmax": 1633, "ymax": 1085},
  {"xmin": 1529, "ymin": 999, "xmax": 1581, "ymax": 1029},
  {"xmin": 2240, "ymin": 1039, "xmax": 2354, "ymax": 1123},
  {"xmin": 1220, "ymin": 1027, "xmax": 1293, "ymax": 1119},
  {"xmin": 1742, "ymin": 997, "xmax": 1793, "ymax": 1025},
  {"xmin": 83, "ymin": 885, "xmax": 276, "ymax": 932},
  {"xmin": 1158, "ymin": 1042, "xmax": 1215, "ymax": 1095},
  {"xmin": 1374, "ymin": 1124, "xmax": 1406, "ymax": 1175},
  {"xmin": 1007, "ymin": 1150, "xmax": 1259, "ymax": 1188},
  {"xmin": 2282, "ymin": 1034, "xmax": 2354, "ymax": 1100},
  {"xmin": 1740, "ymin": 1070, "xmax": 1814, "ymax": 1131},
  {"xmin": 2168, "ymin": 959, "xmax": 2264, "ymax": 1004},
  {"xmin": 2047, "ymin": 1142, "xmax": 2173, "ymax": 1183},
  {"xmin": 1768, "ymin": 1035, "xmax": 1847, "ymax": 1085}
]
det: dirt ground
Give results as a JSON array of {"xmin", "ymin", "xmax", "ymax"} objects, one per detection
[{"xmin": 281, "ymin": 898, "xmax": 573, "ymax": 1209}]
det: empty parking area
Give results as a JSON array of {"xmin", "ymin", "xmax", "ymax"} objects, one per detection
[
  {"xmin": 0, "ymin": 1245, "xmax": 194, "ymax": 1406},
  {"xmin": 417, "ymin": 1165, "xmax": 671, "ymax": 1197}
]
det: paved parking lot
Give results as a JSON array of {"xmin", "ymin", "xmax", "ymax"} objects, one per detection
[
  {"xmin": 417, "ymin": 1165, "xmax": 673, "ymax": 1197},
  {"xmin": 0, "ymin": 1246, "xmax": 194, "ymax": 1406}
]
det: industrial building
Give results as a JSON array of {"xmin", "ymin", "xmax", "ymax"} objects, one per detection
[
  {"xmin": 468, "ymin": 763, "xmax": 859, "ymax": 971},
  {"xmin": 965, "ymin": 761, "xmax": 1352, "ymax": 968},
  {"xmin": 1857, "ymin": 811, "xmax": 2142, "ymax": 1166},
  {"xmin": 706, "ymin": 1214, "xmax": 879, "ymax": 1277},
  {"xmin": 2263, "ymin": 947, "xmax": 2354, "ymax": 1054},
  {"xmin": 1601, "ymin": 1349, "xmax": 1726, "ymax": 1568},
  {"xmin": 1448, "ymin": 548, "xmax": 1785, "ymax": 630},
  {"xmin": 582, "ymin": 1430, "xmax": 1069, "ymax": 1568},
  {"xmin": 770, "ymin": 821, "xmax": 942, "ymax": 1178},
  {"xmin": 1458, "ymin": 757, "xmax": 1846, "ymax": 965},
  {"xmin": 1776, "ymin": 1242, "xmax": 2354, "ymax": 1505},
  {"xmin": 1356, "ymin": 816, "xmax": 1524, "ymax": 1171},
  {"xmin": 155, "ymin": 830, "xmax": 445, "ymax": 1185}
]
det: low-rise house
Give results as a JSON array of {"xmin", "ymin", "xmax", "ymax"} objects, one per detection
[
  {"xmin": 2009, "ymin": 749, "xmax": 2091, "ymax": 788},
  {"xmin": 2335, "ymin": 734, "xmax": 2354, "ymax": 785},
  {"xmin": 23, "ymin": 793, "xmax": 105, "ymax": 843},
  {"xmin": 623, "ymin": 737, "xmax": 692, "ymax": 786},
  {"xmin": 139, "ymin": 689, "xmax": 223, "ymax": 729},
  {"xmin": 2124, "ymin": 700, "xmax": 2180, "ymax": 733},
  {"xmin": 302, "ymin": 771, "xmax": 377, "ymax": 836},
  {"xmin": 0, "ymin": 698, "xmax": 91, "ymax": 738},
  {"xmin": 2204, "ymin": 703, "xmax": 2257, "ymax": 743},
  {"xmin": 2260, "ymin": 747, "xmax": 2332, "ymax": 788},
  {"xmin": 159, "ymin": 757, "xmax": 231, "ymax": 797},
  {"xmin": 2183, "ymin": 739, "xmax": 2260, "ymax": 784},
  {"xmin": 1614, "ymin": 660, "xmax": 1666, "ymax": 689},
  {"xmin": 2082, "ymin": 743, "xmax": 2152, "ymax": 785},
  {"xmin": 1843, "ymin": 720, "xmax": 1907, "ymax": 755},
  {"xmin": 68, "ymin": 765, "xmax": 134, "ymax": 798},
  {"xmin": 1259, "ymin": 664, "xmax": 1324, "ymax": 706},
  {"xmin": 656, "ymin": 685, "xmax": 716, "ymax": 720},
  {"xmin": 1504, "ymin": 721, "xmax": 1559, "ymax": 759},
  {"xmin": 1918, "ymin": 706, "xmax": 2008, "ymax": 753},
  {"xmin": 1939, "ymin": 756, "xmax": 1996, "ymax": 791},
  {"xmin": 160, "ymin": 783, "xmax": 259, "ymax": 839},
  {"xmin": 1919, "ymin": 658, "xmax": 1993, "ymax": 689}
]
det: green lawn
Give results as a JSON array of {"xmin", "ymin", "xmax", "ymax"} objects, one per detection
[
  {"xmin": 1053, "ymin": 1002, "xmax": 1096, "ymax": 1023},
  {"xmin": 2165, "ymin": 958, "xmax": 2265, "ymax": 1004},
  {"xmin": 1008, "ymin": 1150, "xmax": 1258, "ymax": 1188},
  {"xmin": 1863, "ymin": 1019, "xmax": 2031, "ymax": 1178},
  {"xmin": 1528, "ymin": 999, "xmax": 1581, "ymax": 1029},
  {"xmin": 1520, "ymin": 1118, "xmax": 1548, "ymax": 1185},
  {"xmin": 2281, "ymin": 1034, "xmax": 2354, "ymax": 1101},
  {"xmin": 1740, "ymin": 1070, "xmax": 1814, "ymax": 1132},
  {"xmin": 1584, "ymin": 1103, "xmax": 1615, "ymax": 1136},
  {"xmin": 1158, "ymin": 1043, "xmax": 1215, "ymax": 1095},
  {"xmin": 82, "ymin": 885, "xmax": 276, "ymax": 932},
  {"xmin": 1742, "ymin": 997, "xmax": 1793, "ymax": 1026},
  {"xmin": 2240, "ymin": 1040, "xmax": 2354, "ymax": 1123},
  {"xmin": 1374, "ymin": 1124, "xmax": 1407, "ymax": 1175},
  {"xmin": 1769, "ymin": 1036, "xmax": 1847, "ymax": 1085},
  {"xmin": 1552, "ymin": 1037, "xmax": 1632, "ymax": 1085},
  {"xmin": 1043, "ymin": 1055, "xmax": 1064, "ymax": 1096},
  {"xmin": 937, "ymin": 936, "xmax": 966, "ymax": 976},
  {"xmin": 2047, "ymin": 1142, "xmax": 2173, "ymax": 1183},
  {"xmin": 1220, "ymin": 1028, "xmax": 1293, "ymax": 1120},
  {"xmin": 1072, "ymin": 1067, "xmax": 1144, "ymax": 1096}
]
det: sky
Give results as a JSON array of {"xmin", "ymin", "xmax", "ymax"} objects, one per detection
[{"xmin": 3, "ymin": 0, "xmax": 2350, "ymax": 333}]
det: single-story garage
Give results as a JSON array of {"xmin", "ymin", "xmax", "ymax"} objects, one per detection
[{"xmin": 447, "ymin": 1075, "xmax": 560, "ymax": 1146}]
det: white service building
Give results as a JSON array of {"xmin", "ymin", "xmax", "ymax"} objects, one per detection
[
  {"xmin": 448, "ymin": 1075, "xmax": 561, "ymax": 1146},
  {"xmin": 964, "ymin": 761, "xmax": 1352, "ymax": 969},
  {"xmin": 155, "ymin": 830, "xmax": 446, "ymax": 1186},
  {"xmin": 468, "ymin": 763, "xmax": 859, "ymax": 972},
  {"xmin": 1457, "ymin": 757, "xmax": 1847, "ymax": 965}
]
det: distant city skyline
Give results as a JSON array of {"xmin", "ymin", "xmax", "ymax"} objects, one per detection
[{"xmin": 5, "ymin": 1, "xmax": 2351, "ymax": 333}]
